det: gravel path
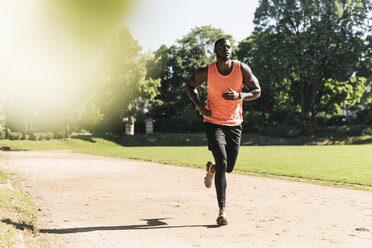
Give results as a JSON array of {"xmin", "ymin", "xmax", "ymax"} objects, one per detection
[{"xmin": 2, "ymin": 150, "xmax": 372, "ymax": 248}]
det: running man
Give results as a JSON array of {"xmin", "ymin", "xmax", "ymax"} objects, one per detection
[{"xmin": 186, "ymin": 38, "xmax": 261, "ymax": 225}]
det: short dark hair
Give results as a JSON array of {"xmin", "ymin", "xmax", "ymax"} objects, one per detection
[{"xmin": 214, "ymin": 38, "xmax": 229, "ymax": 49}]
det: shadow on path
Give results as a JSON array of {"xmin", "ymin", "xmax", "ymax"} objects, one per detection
[
  {"xmin": 38, "ymin": 218, "xmax": 220, "ymax": 234},
  {"xmin": 1, "ymin": 218, "xmax": 35, "ymax": 231}
]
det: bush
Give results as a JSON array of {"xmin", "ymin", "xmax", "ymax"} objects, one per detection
[
  {"xmin": 361, "ymin": 126, "xmax": 372, "ymax": 136},
  {"xmin": 0, "ymin": 124, "xmax": 5, "ymax": 139},
  {"xmin": 242, "ymin": 111, "xmax": 262, "ymax": 133},
  {"xmin": 259, "ymin": 124, "xmax": 300, "ymax": 137},
  {"xmin": 54, "ymin": 130, "xmax": 67, "ymax": 139},
  {"xmin": 30, "ymin": 132, "xmax": 40, "ymax": 141},
  {"xmin": 39, "ymin": 133, "xmax": 47, "ymax": 140},
  {"xmin": 30, "ymin": 132, "xmax": 55, "ymax": 141},
  {"xmin": 357, "ymin": 108, "xmax": 372, "ymax": 125},
  {"xmin": 8, "ymin": 132, "xmax": 22, "ymax": 140},
  {"xmin": 0, "ymin": 115, "xmax": 5, "ymax": 139},
  {"xmin": 326, "ymin": 116, "xmax": 347, "ymax": 126},
  {"xmin": 313, "ymin": 125, "xmax": 365, "ymax": 138},
  {"xmin": 46, "ymin": 132, "xmax": 54, "ymax": 140}
]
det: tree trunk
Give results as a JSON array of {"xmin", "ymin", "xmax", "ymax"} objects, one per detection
[{"xmin": 300, "ymin": 81, "xmax": 318, "ymax": 128}]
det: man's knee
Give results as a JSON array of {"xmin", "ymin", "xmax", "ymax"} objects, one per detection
[
  {"xmin": 221, "ymin": 160, "xmax": 228, "ymax": 170},
  {"xmin": 215, "ymin": 159, "xmax": 227, "ymax": 172},
  {"xmin": 226, "ymin": 163, "xmax": 235, "ymax": 173}
]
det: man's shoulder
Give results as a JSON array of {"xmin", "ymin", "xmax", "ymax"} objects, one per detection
[
  {"xmin": 237, "ymin": 61, "xmax": 250, "ymax": 70},
  {"xmin": 233, "ymin": 60, "xmax": 246, "ymax": 65},
  {"xmin": 193, "ymin": 65, "xmax": 209, "ymax": 81},
  {"xmin": 196, "ymin": 65, "xmax": 209, "ymax": 73}
]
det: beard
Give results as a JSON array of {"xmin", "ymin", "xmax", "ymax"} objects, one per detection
[{"xmin": 217, "ymin": 53, "xmax": 231, "ymax": 61}]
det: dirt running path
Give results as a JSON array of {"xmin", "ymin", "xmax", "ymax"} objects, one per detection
[{"xmin": 1, "ymin": 150, "xmax": 372, "ymax": 248}]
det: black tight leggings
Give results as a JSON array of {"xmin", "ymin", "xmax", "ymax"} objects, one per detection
[{"xmin": 205, "ymin": 122, "xmax": 242, "ymax": 208}]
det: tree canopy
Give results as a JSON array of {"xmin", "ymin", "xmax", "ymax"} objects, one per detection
[
  {"xmin": 1, "ymin": 2, "xmax": 371, "ymax": 137},
  {"xmin": 60, "ymin": 27, "xmax": 159, "ymax": 135},
  {"xmin": 149, "ymin": 26, "xmax": 233, "ymax": 132},
  {"xmin": 250, "ymin": 0, "xmax": 371, "ymax": 125}
]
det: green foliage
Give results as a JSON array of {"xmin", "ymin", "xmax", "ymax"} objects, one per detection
[
  {"xmin": 356, "ymin": 79, "xmax": 372, "ymax": 124},
  {"xmin": 70, "ymin": 101, "xmax": 104, "ymax": 132},
  {"xmin": 2, "ymin": 13, "xmax": 370, "ymax": 135},
  {"xmin": 30, "ymin": 133, "xmax": 41, "ymax": 141},
  {"xmin": 90, "ymin": 27, "xmax": 160, "ymax": 133},
  {"xmin": 8, "ymin": 132, "xmax": 22, "ymax": 140},
  {"xmin": 178, "ymin": 105, "xmax": 201, "ymax": 133},
  {"xmin": 238, "ymin": 32, "xmax": 300, "ymax": 128},
  {"xmin": 259, "ymin": 124, "xmax": 300, "ymax": 137},
  {"xmin": 250, "ymin": 0, "xmax": 371, "ymax": 125},
  {"xmin": 317, "ymin": 76, "xmax": 366, "ymax": 115},
  {"xmin": 30, "ymin": 132, "xmax": 54, "ymax": 141},
  {"xmin": 93, "ymin": 133, "xmax": 208, "ymax": 146},
  {"xmin": 150, "ymin": 26, "xmax": 232, "ymax": 132},
  {"xmin": 0, "ymin": 114, "xmax": 5, "ymax": 140},
  {"xmin": 357, "ymin": 107, "xmax": 372, "ymax": 124},
  {"xmin": 309, "ymin": 125, "xmax": 372, "ymax": 142}
]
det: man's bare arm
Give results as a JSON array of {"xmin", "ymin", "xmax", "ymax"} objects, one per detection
[
  {"xmin": 186, "ymin": 66, "xmax": 211, "ymax": 116},
  {"xmin": 240, "ymin": 63, "xmax": 261, "ymax": 101},
  {"xmin": 222, "ymin": 63, "xmax": 261, "ymax": 101}
]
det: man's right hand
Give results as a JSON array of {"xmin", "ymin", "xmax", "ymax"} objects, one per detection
[{"xmin": 197, "ymin": 106, "xmax": 212, "ymax": 116}]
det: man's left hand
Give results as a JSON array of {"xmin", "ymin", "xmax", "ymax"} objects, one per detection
[{"xmin": 222, "ymin": 87, "xmax": 240, "ymax": 100}]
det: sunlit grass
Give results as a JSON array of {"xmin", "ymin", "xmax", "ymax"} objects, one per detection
[
  {"xmin": 1, "ymin": 138, "xmax": 371, "ymax": 188},
  {"xmin": 0, "ymin": 170, "xmax": 7, "ymax": 184},
  {"xmin": 0, "ymin": 155, "xmax": 50, "ymax": 247},
  {"xmin": 235, "ymin": 145, "xmax": 372, "ymax": 186}
]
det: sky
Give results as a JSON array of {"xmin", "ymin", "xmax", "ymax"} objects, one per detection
[{"xmin": 124, "ymin": 0, "xmax": 260, "ymax": 51}]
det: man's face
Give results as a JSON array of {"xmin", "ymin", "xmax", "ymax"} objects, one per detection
[{"xmin": 215, "ymin": 40, "xmax": 232, "ymax": 61}]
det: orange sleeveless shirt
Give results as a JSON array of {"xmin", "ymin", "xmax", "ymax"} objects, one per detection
[{"xmin": 204, "ymin": 60, "xmax": 243, "ymax": 126}]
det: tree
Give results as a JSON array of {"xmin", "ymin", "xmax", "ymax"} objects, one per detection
[
  {"xmin": 253, "ymin": 0, "xmax": 371, "ymax": 125},
  {"xmin": 150, "ymin": 26, "xmax": 233, "ymax": 132},
  {"xmin": 237, "ymin": 32, "xmax": 299, "ymax": 128},
  {"xmin": 70, "ymin": 100, "xmax": 104, "ymax": 132},
  {"xmin": 317, "ymin": 76, "xmax": 366, "ymax": 117},
  {"xmin": 93, "ymin": 27, "xmax": 160, "ymax": 133}
]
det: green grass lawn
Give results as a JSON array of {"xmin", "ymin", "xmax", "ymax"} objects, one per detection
[{"xmin": 1, "ymin": 137, "xmax": 371, "ymax": 189}]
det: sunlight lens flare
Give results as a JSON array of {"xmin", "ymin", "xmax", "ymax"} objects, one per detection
[{"xmin": 0, "ymin": 0, "xmax": 133, "ymax": 129}]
